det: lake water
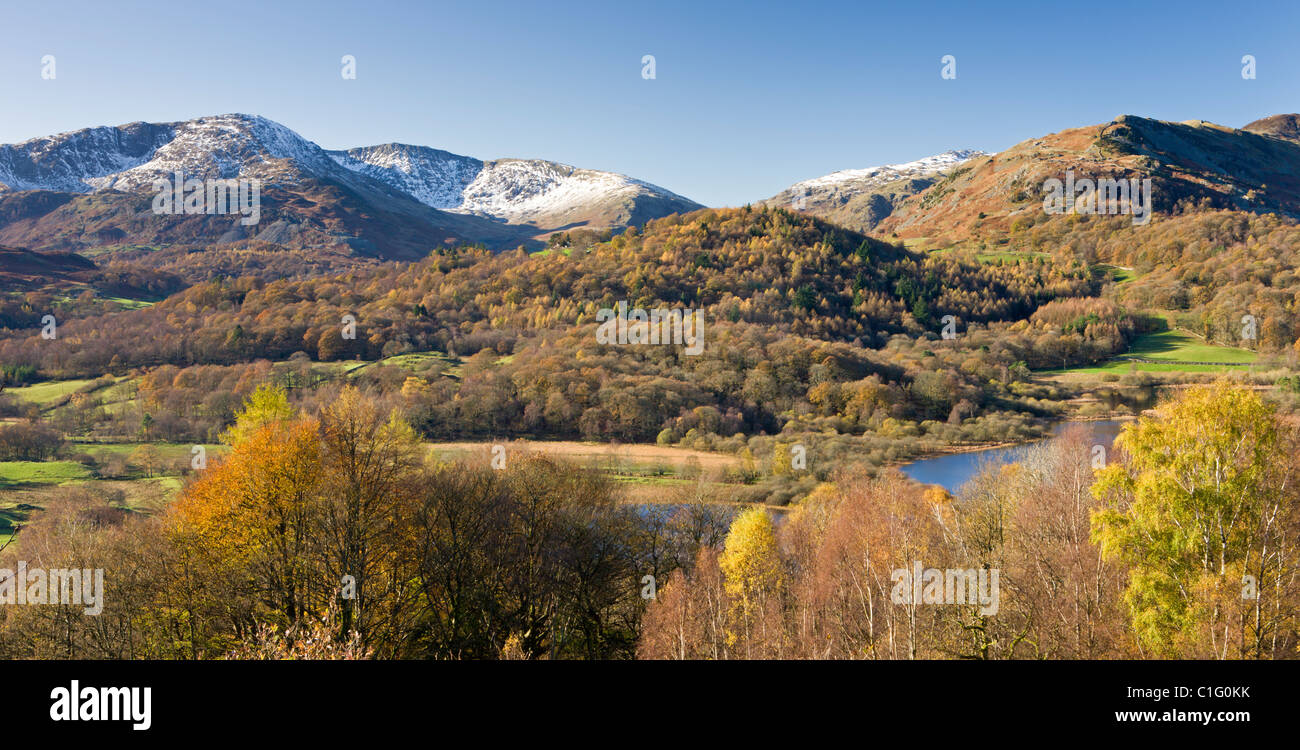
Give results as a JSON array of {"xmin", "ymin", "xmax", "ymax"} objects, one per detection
[{"xmin": 899, "ymin": 420, "xmax": 1128, "ymax": 493}]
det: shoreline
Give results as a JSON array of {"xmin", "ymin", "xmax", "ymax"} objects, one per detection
[{"xmin": 889, "ymin": 414, "xmax": 1139, "ymax": 470}]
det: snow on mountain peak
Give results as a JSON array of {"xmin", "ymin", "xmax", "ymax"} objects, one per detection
[
  {"xmin": 0, "ymin": 114, "xmax": 340, "ymax": 195},
  {"xmin": 0, "ymin": 114, "xmax": 701, "ymax": 230},
  {"xmin": 0, "ymin": 121, "xmax": 174, "ymax": 193},
  {"xmin": 329, "ymin": 145, "xmax": 699, "ymax": 226},
  {"xmin": 328, "ymin": 143, "xmax": 482, "ymax": 209},
  {"xmin": 789, "ymin": 149, "xmax": 990, "ymax": 193},
  {"xmin": 91, "ymin": 113, "xmax": 338, "ymax": 191}
]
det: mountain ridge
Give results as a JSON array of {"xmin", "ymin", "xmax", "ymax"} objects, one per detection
[
  {"xmin": 329, "ymin": 142, "xmax": 700, "ymax": 229},
  {"xmin": 0, "ymin": 114, "xmax": 701, "ymax": 245},
  {"xmin": 868, "ymin": 113, "xmax": 1300, "ymax": 242},
  {"xmin": 762, "ymin": 149, "xmax": 989, "ymax": 233}
]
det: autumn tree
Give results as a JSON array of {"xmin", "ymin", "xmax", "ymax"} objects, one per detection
[
  {"xmin": 719, "ymin": 507, "xmax": 784, "ymax": 657},
  {"xmin": 168, "ymin": 414, "xmax": 326, "ymax": 654},
  {"xmin": 1091, "ymin": 383, "xmax": 1300, "ymax": 658},
  {"xmin": 314, "ymin": 386, "xmax": 422, "ymax": 653},
  {"xmin": 220, "ymin": 382, "xmax": 297, "ymax": 446}
]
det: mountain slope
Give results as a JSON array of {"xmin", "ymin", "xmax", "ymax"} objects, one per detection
[
  {"xmin": 0, "ymin": 114, "xmax": 528, "ymax": 262},
  {"xmin": 0, "ymin": 114, "xmax": 341, "ymax": 193},
  {"xmin": 763, "ymin": 150, "xmax": 987, "ymax": 232},
  {"xmin": 877, "ymin": 114, "xmax": 1300, "ymax": 242},
  {"xmin": 0, "ymin": 244, "xmax": 97, "ymax": 289},
  {"xmin": 329, "ymin": 143, "xmax": 701, "ymax": 231},
  {"xmin": 0, "ymin": 115, "xmax": 701, "ymax": 266},
  {"xmin": 0, "ymin": 206, "xmax": 1101, "ymax": 378}
]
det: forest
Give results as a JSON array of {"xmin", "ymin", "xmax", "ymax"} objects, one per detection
[
  {"xmin": 2, "ymin": 205, "xmax": 1300, "ymax": 660},
  {"xmin": 0, "ymin": 209, "xmax": 1143, "ymax": 454}
]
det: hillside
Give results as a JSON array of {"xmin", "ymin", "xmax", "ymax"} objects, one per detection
[
  {"xmin": 763, "ymin": 150, "xmax": 987, "ymax": 232},
  {"xmin": 0, "ymin": 205, "xmax": 1146, "ymax": 486},
  {"xmin": 0, "ymin": 206, "xmax": 1104, "ymax": 373},
  {"xmin": 0, "ymin": 114, "xmax": 701, "ymax": 268},
  {"xmin": 1011, "ymin": 209, "xmax": 1300, "ymax": 352},
  {"xmin": 0, "ymin": 244, "xmax": 96, "ymax": 288},
  {"xmin": 875, "ymin": 114, "xmax": 1300, "ymax": 242}
]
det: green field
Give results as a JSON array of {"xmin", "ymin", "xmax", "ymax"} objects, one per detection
[
  {"xmin": 974, "ymin": 250, "xmax": 1050, "ymax": 264},
  {"xmin": 0, "ymin": 452, "xmax": 192, "ymax": 548},
  {"xmin": 926, "ymin": 246, "xmax": 1051, "ymax": 265},
  {"xmin": 70, "ymin": 441, "xmax": 220, "ymax": 461},
  {"xmin": 137, "ymin": 475, "xmax": 183, "ymax": 495},
  {"xmin": 353, "ymin": 351, "xmax": 458, "ymax": 373},
  {"xmin": 12, "ymin": 352, "xmax": 465, "ymax": 414},
  {"xmin": 1097, "ymin": 264, "xmax": 1139, "ymax": 283},
  {"xmin": 50, "ymin": 290, "xmax": 157, "ymax": 311},
  {"xmin": 531, "ymin": 247, "xmax": 574, "ymax": 257},
  {"xmin": 1040, "ymin": 328, "xmax": 1257, "ymax": 375},
  {"xmin": 1124, "ymin": 329, "xmax": 1257, "ymax": 363},
  {"xmin": 0, "ymin": 460, "xmax": 95, "ymax": 487},
  {"xmin": 76, "ymin": 243, "xmax": 164, "ymax": 259},
  {"xmin": 0, "ymin": 500, "xmax": 25, "ymax": 545},
  {"xmin": 101, "ymin": 296, "xmax": 156, "ymax": 310},
  {"xmin": 6, "ymin": 378, "xmax": 99, "ymax": 406}
]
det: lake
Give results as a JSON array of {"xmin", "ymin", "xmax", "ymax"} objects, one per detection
[{"xmin": 899, "ymin": 419, "xmax": 1129, "ymax": 493}]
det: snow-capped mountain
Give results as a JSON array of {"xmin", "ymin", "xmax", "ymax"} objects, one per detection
[
  {"xmin": 0, "ymin": 114, "xmax": 700, "ymax": 236},
  {"xmin": 764, "ymin": 149, "xmax": 990, "ymax": 232},
  {"xmin": 0, "ymin": 114, "xmax": 541, "ymax": 262},
  {"xmin": 328, "ymin": 143, "xmax": 701, "ymax": 229},
  {"xmin": 782, "ymin": 149, "xmax": 988, "ymax": 195},
  {"xmin": 327, "ymin": 144, "xmax": 482, "ymax": 209},
  {"xmin": 0, "ymin": 115, "xmax": 345, "ymax": 193}
]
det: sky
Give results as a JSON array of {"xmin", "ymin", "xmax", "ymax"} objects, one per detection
[{"xmin": 1, "ymin": 0, "xmax": 1297, "ymax": 207}]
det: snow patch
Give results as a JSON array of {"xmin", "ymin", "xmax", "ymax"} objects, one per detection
[{"xmin": 789, "ymin": 149, "xmax": 990, "ymax": 193}]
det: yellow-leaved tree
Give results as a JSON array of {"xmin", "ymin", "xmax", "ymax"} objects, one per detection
[
  {"xmin": 719, "ymin": 506, "xmax": 783, "ymax": 657},
  {"xmin": 1091, "ymin": 382, "xmax": 1300, "ymax": 658},
  {"xmin": 219, "ymin": 382, "xmax": 297, "ymax": 446}
]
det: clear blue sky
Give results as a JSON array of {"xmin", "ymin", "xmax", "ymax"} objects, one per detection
[{"xmin": 1, "ymin": 0, "xmax": 1296, "ymax": 206}]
